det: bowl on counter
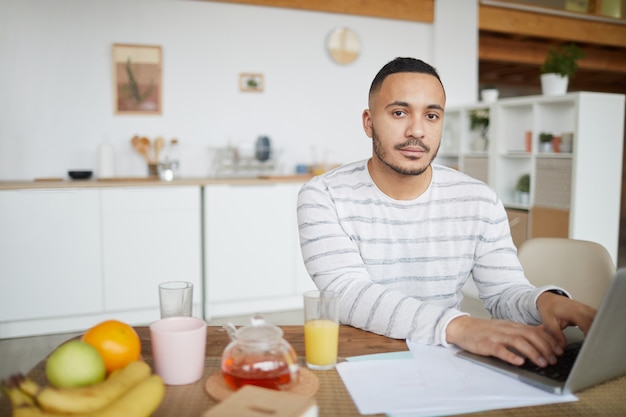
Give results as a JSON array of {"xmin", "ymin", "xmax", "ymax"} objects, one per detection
[{"xmin": 68, "ymin": 170, "xmax": 93, "ymax": 180}]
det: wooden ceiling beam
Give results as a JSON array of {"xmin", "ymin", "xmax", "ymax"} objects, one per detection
[
  {"xmin": 479, "ymin": 34, "xmax": 626, "ymax": 73},
  {"xmin": 479, "ymin": 4, "xmax": 626, "ymax": 48},
  {"xmin": 203, "ymin": 0, "xmax": 434, "ymax": 23}
]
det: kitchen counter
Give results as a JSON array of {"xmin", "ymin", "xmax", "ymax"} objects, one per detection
[{"xmin": 0, "ymin": 175, "xmax": 313, "ymax": 190}]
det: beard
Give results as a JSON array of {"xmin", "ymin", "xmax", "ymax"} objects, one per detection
[{"xmin": 371, "ymin": 126, "xmax": 439, "ymax": 176}]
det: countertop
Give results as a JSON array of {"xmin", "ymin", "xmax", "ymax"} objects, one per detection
[{"xmin": 0, "ymin": 175, "xmax": 313, "ymax": 191}]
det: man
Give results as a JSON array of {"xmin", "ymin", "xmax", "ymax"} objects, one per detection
[{"xmin": 297, "ymin": 57, "xmax": 595, "ymax": 368}]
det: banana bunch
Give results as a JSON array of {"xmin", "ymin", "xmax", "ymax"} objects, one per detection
[{"xmin": 1, "ymin": 361, "xmax": 165, "ymax": 417}]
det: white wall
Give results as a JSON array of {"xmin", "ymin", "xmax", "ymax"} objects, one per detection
[
  {"xmin": 433, "ymin": 0, "xmax": 478, "ymax": 103},
  {"xmin": 0, "ymin": 0, "xmax": 477, "ymax": 180}
]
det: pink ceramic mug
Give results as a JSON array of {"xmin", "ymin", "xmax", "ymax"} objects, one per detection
[{"xmin": 150, "ymin": 316, "xmax": 207, "ymax": 385}]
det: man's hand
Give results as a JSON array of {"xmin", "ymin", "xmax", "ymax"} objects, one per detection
[
  {"xmin": 536, "ymin": 291, "xmax": 596, "ymax": 347},
  {"xmin": 446, "ymin": 316, "xmax": 564, "ymax": 367},
  {"xmin": 447, "ymin": 293, "xmax": 597, "ymax": 368}
]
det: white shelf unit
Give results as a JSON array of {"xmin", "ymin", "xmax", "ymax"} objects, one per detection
[
  {"xmin": 440, "ymin": 103, "xmax": 493, "ymax": 184},
  {"xmin": 439, "ymin": 92, "xmax": 625, "ymax": 263}
]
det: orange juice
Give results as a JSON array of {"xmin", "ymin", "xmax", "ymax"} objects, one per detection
[{"xmin": 304, "ymin": 319, "xmax": 339, "ymax": 369}]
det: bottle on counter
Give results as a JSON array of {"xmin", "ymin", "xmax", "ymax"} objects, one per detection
[{"xmin": 98, "ymin": 141, "xmax": 115, "ymax": 178}]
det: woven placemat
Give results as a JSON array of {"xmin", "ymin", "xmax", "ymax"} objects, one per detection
[
  {"xmin": 205, "ymin": 367, "xmax": 319, "ymax": 401},
  {"xmin": 2, "ymin": 356, "xmax": 625, "ymax": 417}
]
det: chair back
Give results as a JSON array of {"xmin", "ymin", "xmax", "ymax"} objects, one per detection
[{"xmin": 517, "ymin": 237, "xmax": 616, "ymax": 308}]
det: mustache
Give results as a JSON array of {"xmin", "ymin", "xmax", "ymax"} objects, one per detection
[{"xmin": 394, "ymin": 138, "xmax": 430, "ymax": 152}]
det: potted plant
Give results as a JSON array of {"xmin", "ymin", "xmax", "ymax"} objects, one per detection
[
  {"xmin": 538, "ymin": 132, "xmax": 553, "ymax": 153},
  {"xmin": 515, "ymin": 173, "xmax": 530, "ymax": 205},
  {"xmin": 480, "ymin": 84, "xmax": 499, "ymax": 103},
  {"xmin": 469, "ymin": 108, "xmax": 489, "ymax": 151},
  {"xmin": 540, "ymin": 43, "xmax": 584, "ymax": 96}
]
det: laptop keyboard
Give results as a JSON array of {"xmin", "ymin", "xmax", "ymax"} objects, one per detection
[{"xmin": 518, "ymin": 341, "xmax": 583, "ymax": 382}]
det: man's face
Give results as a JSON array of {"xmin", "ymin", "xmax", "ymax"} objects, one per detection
[{"xmin": 363, "ymin": 72, "xmax": 445, "ymax": 176}]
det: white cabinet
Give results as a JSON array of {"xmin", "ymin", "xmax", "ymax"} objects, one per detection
[
  {"xmin": 204, "ymin": 183, "xmax": 314, "ymax": 318},
  {"xmin": 0, "ymin": 180, "xmax": 316, "ymax": 337},
  {"xmin": 0, "ymin": 186, "xmax": 203, "ymax": 338},
  {"xmin": 101, "ymin": 186, "xmax": 202, "ymax": 317},
  {"xmin": 439, "ymin": 92, "xmax": 625, "ymax": 262},
  {"xmin": 0, "ymin": 188, "xmax": 103, "ymax": 336}
]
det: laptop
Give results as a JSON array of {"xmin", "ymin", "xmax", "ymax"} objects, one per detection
[{"xmin": 456, "ymin": 268, "xmax": 626, "ymax": 394}]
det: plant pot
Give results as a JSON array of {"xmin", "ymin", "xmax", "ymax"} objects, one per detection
[
  {"xmin": 471, "ymin": 137, "xmax": 488, "ymax": 152},
  {"xmin": 481, "ymin": 89, "xmax": 499, "ymax": 103},
  {"xmin": 539, "ymin": 141, "xmax": 552, "ymax": 153},
  {"xmin": 540, "ymin": 73, "xmax": 569, "ymax": 96},
  {"xmin": 516, "ymin": 191, "xmax": 530, "ymax": 206}
]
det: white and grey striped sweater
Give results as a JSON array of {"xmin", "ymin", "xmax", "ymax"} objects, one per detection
[{"xmin": 297, "ymin": 160, "xmax": 559, "ymax": 346}]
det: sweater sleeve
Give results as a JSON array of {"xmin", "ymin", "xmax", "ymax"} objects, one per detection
[
  {"xmin": 297, "ymin": 177, "xmax": 466, "ymax": 345},
  {"xmin": 469, "ymin": 196, "xmax": 563, "ymax": 325}
]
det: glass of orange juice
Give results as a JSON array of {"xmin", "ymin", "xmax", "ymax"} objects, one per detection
[{"xmin": 303, "ymin": 290, "xmax": 340, "ymax": 370}]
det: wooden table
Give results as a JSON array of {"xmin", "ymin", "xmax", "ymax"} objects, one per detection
[{"xmin": 1, "ymin": 325, "xmax": 625, "ymax": 417}]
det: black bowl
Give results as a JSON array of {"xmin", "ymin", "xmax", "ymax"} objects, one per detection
[{"xmin": 68, "ymin": 170, "xmax": 93, "ymax": 180}]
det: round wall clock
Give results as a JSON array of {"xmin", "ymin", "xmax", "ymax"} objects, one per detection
[{"xmin": 326, "ymin": 27, "xmax": 360, "ymax": 65}]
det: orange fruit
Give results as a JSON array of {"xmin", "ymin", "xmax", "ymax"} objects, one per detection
[{"xmin": 81, "ymin": 320, "xmax": 141, "ymax": 373}]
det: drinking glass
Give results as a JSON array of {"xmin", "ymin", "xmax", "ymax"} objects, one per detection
[
  {"xmin": 303, "ymin": 290, "xmax": 340, "ymax": 370},
  {"xmin": 158, "ymin": 281, "xmax": 193, "ymax": 318}
]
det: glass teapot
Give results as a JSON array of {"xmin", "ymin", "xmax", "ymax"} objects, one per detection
[{"xmin": 221, "ymin": 314, "xmax": 300, "ymax": 391}]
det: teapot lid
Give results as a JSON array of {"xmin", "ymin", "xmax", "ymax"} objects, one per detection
[{"xmin": 225, "ymin": 314, "xmax": 284, "ymax": 345}]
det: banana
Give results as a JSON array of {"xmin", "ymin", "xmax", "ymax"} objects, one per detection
[
  {"xmin": 18, "ymin": 361, "xmax": 152, "ymax": 414},
  {"xmin": 2, "ymin": 382, "xmax": 34, "ymax": 407},
  {"xmin": 1, "ymin": 382, "xmax": 57, "ymax": 417},
  {"xmin": 87, "ymin": 374, "xmax": 165, "ymax": 417},
  {"xmin": 2, "ymin": 373, "xmax": 165, "ymax": 417}
]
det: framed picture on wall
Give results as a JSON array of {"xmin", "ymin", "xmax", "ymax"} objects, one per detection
[
  {"xmin": 239, "ymin": 73, "xmax": 264, "ymax": 93},
  {"xmin": 113, "ymin": 43, "xmax": 162, "ymax": 115}
]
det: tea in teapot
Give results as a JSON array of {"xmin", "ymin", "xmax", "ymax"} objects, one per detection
[{"xmin": 221, "ymin": 314, "xmax": 299, "ymax": 391}]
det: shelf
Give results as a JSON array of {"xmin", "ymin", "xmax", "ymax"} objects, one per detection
[
  {"xmin": 501, "ymin": 152, "xmax": 531, "ymax": 158},
  {"xmin": 437, "ymin": 151, "xmax": 460, "ymax": 158},
  {"xmin": 504, "ymin": 203, "xmax": 529, "ymax": 211},
  {"xmin": 444, "ymin": 92, "xmax": 625, "ymax": 262},
  {"xmin": 535, "ymin": 152, "xmax": 573, "ymax": 158}
]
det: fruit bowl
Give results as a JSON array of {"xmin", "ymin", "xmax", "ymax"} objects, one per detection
[{"xmin": 68, "ymin": 170, "xmax": 93, "ymax": 180}]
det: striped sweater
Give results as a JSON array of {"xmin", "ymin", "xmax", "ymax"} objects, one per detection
[{"xmin": 297, "ymin": 160, "xmax": 557, "ymax": 346}]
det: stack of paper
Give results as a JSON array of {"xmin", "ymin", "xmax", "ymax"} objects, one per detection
[{"xmin": 336, "ymin": 340, "xmax": 577, "ymax": 417}]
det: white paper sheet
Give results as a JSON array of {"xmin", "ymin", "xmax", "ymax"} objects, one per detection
[{"xmin": 335, "ymin": 340, "xmax": 577, "ymax": 416}]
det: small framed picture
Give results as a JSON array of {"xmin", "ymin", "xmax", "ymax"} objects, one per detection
[
  {"xmin": 239, "ymin": 73, "xmax": 264, "ymax": 93},
  {"xmin": 113, "ymin": 43, "xmax": 162, "ymax": 115}
]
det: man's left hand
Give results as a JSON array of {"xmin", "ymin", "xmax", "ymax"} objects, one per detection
[{"xmin": 536, "ymin": 291, "xmax": 596, "ymax": 348}]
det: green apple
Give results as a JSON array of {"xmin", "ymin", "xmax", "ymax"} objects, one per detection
[{"xmin": 45, "ymin": 340, "xmax": 106, "ymax": 388}]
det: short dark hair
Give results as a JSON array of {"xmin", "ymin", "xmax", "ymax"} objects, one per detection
[{"xmin": 369, "ymin": 57, "xmax": 444, "ymax": 98}]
